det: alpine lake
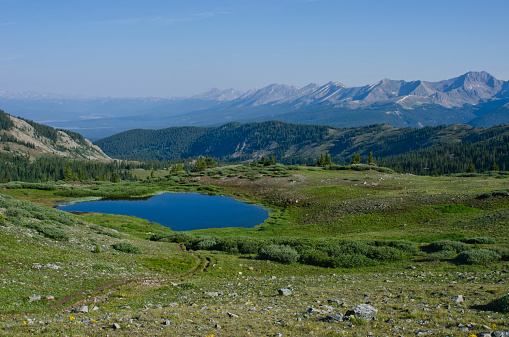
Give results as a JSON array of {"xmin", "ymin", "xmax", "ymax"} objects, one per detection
[{"xmin": 56, "ymin": 192, "xmax": 270, "ymax": 231}]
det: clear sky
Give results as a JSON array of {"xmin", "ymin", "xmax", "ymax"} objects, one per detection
[{"xmin": 1, "ymin": 0, "xmax": 508, "ymax": 97}]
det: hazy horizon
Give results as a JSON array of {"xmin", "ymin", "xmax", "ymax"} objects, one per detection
[{"xmin": 2, "ymin": 0, "xmax": 508, "ymax": 98}]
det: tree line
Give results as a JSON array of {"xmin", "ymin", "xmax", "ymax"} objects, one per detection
[{"xmin": 0, "ymin": 153, "xmax": 136, "ymax": 183}]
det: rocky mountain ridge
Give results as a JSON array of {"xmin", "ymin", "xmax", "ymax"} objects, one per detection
[
  {"xmin": 0, "ymin": 110, "xmax": 111, "ymax": 161},
  {"xmin": 2, "ymin": 71, "xmax": 508, "ymax": 140}
]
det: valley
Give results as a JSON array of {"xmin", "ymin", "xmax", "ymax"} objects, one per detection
[{"xmin": 0, "ymin": 163, "xmax": 508, "ymax": 336}]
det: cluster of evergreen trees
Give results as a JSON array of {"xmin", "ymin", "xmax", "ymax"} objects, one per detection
[
  {"xmin": 192, "ymin": 155, "xmax": 217, "ymax": 172},
  {"xmin": 0, "ymin": 153, "xmax": 136, "ymax": 183},
  {"xmin": 377, "ymin": 135, "xmax": 509, "ymax": 175},
  {"xmin": 315, "ymin": 152, "xmax": 333, "ymax": 166}
]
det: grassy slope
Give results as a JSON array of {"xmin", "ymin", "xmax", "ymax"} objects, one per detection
[{"xmin": 1, "ymin": 166, "xmax": 508, "ymax": 335}]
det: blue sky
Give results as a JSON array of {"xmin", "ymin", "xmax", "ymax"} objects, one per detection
[{"xmin": 1, "ymin": 0, "xmax": 508, "ymax": 97}]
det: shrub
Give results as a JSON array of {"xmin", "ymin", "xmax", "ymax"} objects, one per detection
[
  {"xmin": 367, "ymin": 246, "xmax": 404, "ymax": 262},
  {"xmin": 489, "ymin": 247, "xmax": 509, "ymax": 261},
  {"xmin": 193, "ymin": 236, "xmax": 218, "ymax": 251},
  {"xmin": 460, "ymin": 237, "xmax": 496, "ymax": 244},
  {"xmin": 5, "ymin": 208, "xmax": 32, "ymax": 218},
  {"xmin": 234, "ymin": 236, "xmax": 266, "ymax": 254},
  {"xmin": 150, "ymin": 232, "xmax": 194, "ymax": 245},
  {"xmin": 486, "ymin": 295, "xmax": 509, "ymax": 313},
  {"xmin": 299, "ymin": 248, "xmax": 329, "ymax": 267},
  {"xmin": 39, "ymin": 226, "xmax": 70, "ymax": 241},
  {"xmin": 111, "ymin": 242, "xmax": 142, "ymax": 254},
  {"xmin": 454, "ymin": 249, "xmax": 501, "ymax": 265},
  {"xmin": 92, "ymin": 263, "xmax": 113, "ymax": 272},
  {"xmin": 179, "ymin": 282, "xmax": 198, "ymax": 289},
  {"xmin": 424, "ymin": 250, "xmax": 457, "ymax": 261},
  {"xmin": 24, "ymin": 221, "xmax": 69, "ymax": 241},
  {"xmin": 372, "ymin": 240, "xmax": 419, "ymax": 254},
  {"xmin": 423, "ymin": 240, "xmax": 471, "ymax": 254},
  {"xmin": 259, "ymin": 245, "xmax": 300, "ymax": 264},
  {"xmin": 215, "ymin": 237, "xmax": 238, "ymax": 254}
]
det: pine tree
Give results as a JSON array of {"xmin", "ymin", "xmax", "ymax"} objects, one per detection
[
  {"xmin": 111, "ymin": 172, "xmax": 120, "ymax": 183},
  {"xmin": 259, "ymin": 155, "xmax": 267, "ymax": 165},
  {"xmin": 368, "ymin": 152, "xmax": 375, "ymax": 165},
  {"xmin": 204, "ymin": 155, "xmax": 217, "ymax": 168},
  {"xmin": 63, "ymin": 166, "xmax": 74, "ymax": 180},
  {"xmin": 193, "ymin": 156, "xmax": 206, "ymax": 172},
  {"xmin": 490, "ymin": 161, "xmax": 499, "ymax": 171},
  {"xmin": 268, "ymin": 152, "xmax": 276, "ymax": 166},
  {"xmin": 324, "ymin": 151, "xmax": 332, "ymax": 165},
  {"xmin": 466, "ymin": 160, "xmax": 476, "ymax": 173},
  {"xmin": 351, "ymin": 153, "xmax": 361, "ymax": 164}
]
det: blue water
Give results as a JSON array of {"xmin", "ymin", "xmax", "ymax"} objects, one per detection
[{"xmin": 56, "ymin": 193, "xmax": 270, "ymax": 231}]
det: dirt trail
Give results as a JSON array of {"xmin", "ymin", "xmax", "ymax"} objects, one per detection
[{"xmin": 58, "ymin": 244, "xmax": 211, "ymax": 312}]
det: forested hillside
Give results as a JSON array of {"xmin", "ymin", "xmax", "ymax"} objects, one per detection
[
  {"xmin": 94, "ymin": 121, "xmax": 509, "ymax": 175},
  {"xmin": 0, "ymin": 109, "xmax": 130, "ymax": 183}
]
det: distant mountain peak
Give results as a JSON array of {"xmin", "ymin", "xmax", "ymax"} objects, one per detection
[{"xmin": 192, "ymin": 88, "xmax": 244, "ymax": 101}]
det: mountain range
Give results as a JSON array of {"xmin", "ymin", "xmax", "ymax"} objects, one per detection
[{"xmin": 1, "ymin": 71, "xmax": 508, "ymax": 140}]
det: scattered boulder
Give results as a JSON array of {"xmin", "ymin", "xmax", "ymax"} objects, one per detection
[
  {"xmin": 307, "ymin": 307, "xmax": 327, "ymax": 315},
  {"xmin": 227, "ymin": 312, "xmax": 239, "ymax": 318},
  {"xmin": 112, "ymin": 323, "xmax": 121, "ymax": 330},
  {"xmin": 73, "ymin": 305, "xmax": 89, "ymax": 313},
  {"xmin": 45, "ymin": 295, "xmax": 55, "ymax": 302},
  {"xmin": 45, "ymin": 263, "xmax": 60, "ymax": 270},
  {"xmin": 320, "ymin": 313, "xmax": 343, "ymax": 322},
  {"xmin": 451, "ymin": 295, "xmax": 464, "ymax": 304},
  {"xmin": 493, "ymin": 332, "xmax": 509, "ymax": 337},
  {"xmin": 28, "ymin": 294, "xmax": 41, "ymax": 302},
  {"xmin": 204, "ymin": 291, "xmax": 219, "ymax": 298},
  {"xmin": 344, "ymin": 304, "xmax": 377, "ymax": 320},
  {"xmin": 278, "ymin": 289, "xmax": 292, "ymax": 296}
]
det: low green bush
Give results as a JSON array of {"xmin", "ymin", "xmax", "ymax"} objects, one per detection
[
  {"xmin": 486, "ymin": 294, "xmax": 509, "ymax": 313},
  {"xmin": 216, "ymin": 237, "xmax": 241, "ymax": 254},
  {"xmin": 24, "ymin": 221, "xmax": 70, "ymax": 241},
  {"xmin": 459, "ymin": 237, "xmax": 496, "ymax": 244},
  {"xmin": 299, "ymin": 248, "xmax": 329, "ymax": 267},
  {"xmin": 367, "ymin": 246, "xmax": 404, "ymax": 262},
  {"xmin": 111, "ymin": 242, "xmax": 142, "ymax": 254},
  {"xmin": 454, "ymin": 249, "xmax": 501, "ymax": 265},
  {"xmin": 92, "ymin": 263, "xmax": 113, "ymax": 272},
  {"xmin": 259, "ymin": 245, "xmax": 299, "ymax": 264},
  {"xmin": 5, "ymin": 208, "xmax": 32, "ymax": 218},
  {"xmin": 179, "ymin": 282, "xmax": 198, "ymax": 289},
  {"xmin": 423, "ymin": 240, "xmax": 471, "ymax": 254},
  {"xmin": 150, "ymin": 232, "xmax": 194, "ymax": 245},
  {"xmin": 372, "ymin": 240, "xmax": 419, "ymax": 254},
  {"xmin": 193, "ymin": 236, "xmax": 218, "ymax": 251},
  {"xmin": 489, "ymin": 247, "xmax": 509, "ymax": 261}
]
